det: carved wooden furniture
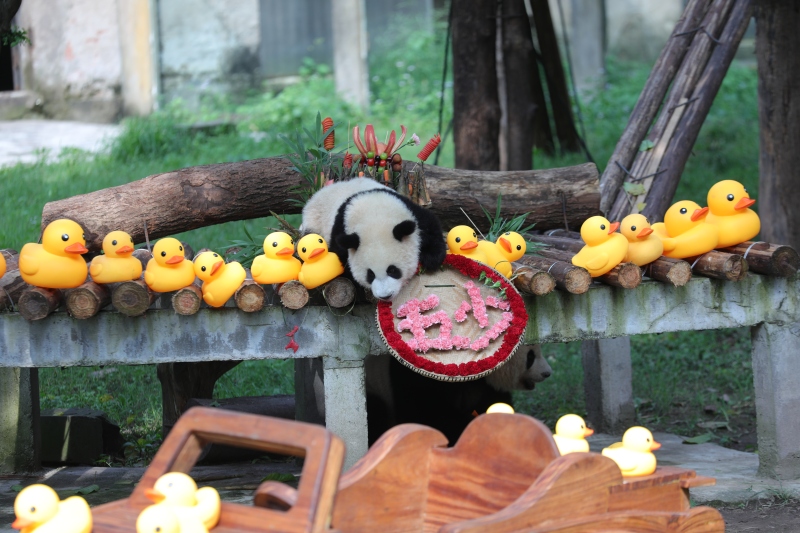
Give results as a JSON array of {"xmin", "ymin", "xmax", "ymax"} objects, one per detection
[{"xmin": 90, "ymin": 407, "xmax": 344, "ymax": 533}]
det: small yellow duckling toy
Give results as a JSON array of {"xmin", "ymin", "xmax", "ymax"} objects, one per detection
[
  {"xmin": 251, "ymin": 231, "xmax": 301, "ymax": 284},
  {"xmin": 89, "ymin": 230, "xmax": 142, "ymax": 283},
  {"xmin": 12, "ymin": 483, "xmax": 92, "ymax": 533},
  {"xmin": 447, "ymin": 226, "xmax": 488, "ymax": 265},
  {"xmin": 602, "ymin": 426, "xmax": 661, "ymax": 477},
  {"xmin": 144, "ymin": 472, "xmax": 220, "ymax": 530},
  {"xmin": 652, "ymin": 200, "xmax": 719, "ymax": 259},
  {"xmin": 144, "ymin": 238, "xmax": 196, "ymax": 293},
  {"xmin": 477, "ymin": 231, "xmax": 526, "ymax": 278},
  {"xmin": 620, "ymin": 214, "xmax": 663, "ymax": 266},
  {"xmin": 297, "ymin": 234, "xmax": 345, "ymax": 289},
  {"xmin": 136, "ymin": 504, "xmax": 208, "ymax": 533},
  {"xmin": 193, "ymin": 251, "xmax": 246, "ymax": 307},
  {"xmin": 552, "ymin": 414, "xmax": 594, "ymax": 455},
  {"xmin": 705, "ymin": 179, "xmax": 760, "ymax": 247},
  {"xmin": 571, "ymin": 216, "xmax": 628, "ymax": 277},
  {"xmin": 20, "ymin": 219, "xmax": 88, "ymax": 289},
  {"xmin": 486, "ymin": 402, "xmax": 515, "ymax": 414},
  {"xmin": 0, "ymin": 251, "xmax": 7, "ymax": 279}
]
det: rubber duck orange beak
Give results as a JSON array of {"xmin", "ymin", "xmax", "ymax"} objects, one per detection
[
  {"xmin": 460, "ymin": 241, "xmax": 478, "ymax": 250},
  {"xmin": 691, "ymin": 207, "xmax": 709, "ymax": 221},
  {"xmin": 116, "ymin": 245, "xmax": 134, "ymax": 254},
  {"xmin": 309, "ymin": 248, "xmax": 325, "ymax": 259},
  {"xmin": 584, "ymin": 428, "xmax": 595, "ymax": 437},
  {"xmin": 211, "ymin": 261, "xmax": 224, "ymax": 276},
  {"xmin": 277, "ymin": 247, "xmax": 294, "ymax": 256},
  {"xmin": 636, "ymin": 227, "xmax": 653, "ymax": 238},
  {"xmin": 144, "ymin": 488, "xmax": 166, "ymax": 503},
  {"xmin": 11, "ymin": 517, "xmax": 34, "ymax": 529},
  {"xmin": 735, "ymin": 197, "xmax": 756, "ymax": 210},
  {"xmin": 650, "ymin": 441, "xmax": 661, "ymax": 451},
  {"xmin": 166, "ymin": 255, "xmax": 184, "ymax": 264},
  {"xmin": 608, "ymin": 222, "xmax": 620, "ymax": 234},
  {"xmin": 498, "ymin": 237, "xmax": 512, "ymax": 253},
  {"xmin": 64, "ymin": 242, "xmax": 89, "ymax": 254}
]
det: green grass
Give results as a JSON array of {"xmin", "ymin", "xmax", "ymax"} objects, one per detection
[{"xmin": 8, "ymin": 23, "xmax": 761, "ymax": 458}]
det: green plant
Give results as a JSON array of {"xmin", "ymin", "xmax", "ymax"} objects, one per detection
[
  {"xmin": 479, "ymin": 194, "xmax": 545, "ymax": 255},
  {"xmin": 1, "ymin": 27, "xmax": 30, "ymax": 47}
]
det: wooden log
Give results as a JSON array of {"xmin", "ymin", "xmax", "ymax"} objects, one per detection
[
  {"xmin": 278, "ymin": 280, "xmax": 309, "ymax": 310},
  {"xmin": 112, "ymin": 279, "xmax": 157, "ymax": 317},
  {"xmin": 689, "ymin": 251, "xmax": 748, "ymax": 281},
  {"xmin": 642, "ymin": 0, "xmax": 754, "ymax": 222},
  {"xmin": 515, "ymin": 255, "xmax": 591, "ymax": 294},
  {"xmin": 40, "ymin": 158, "xmax": 601, "ymax": 252},
  {"xmin": 235, "ymin": 279, "xmax": 266, "ymax": 313},
  {"xmin": 643, "ymin": 256, "xmax": 693, "ymax": 287},
  {"xmin": 65, "ymin": 281, "xmax": 111, "ymax": 319},
  {"xmin": 511, "ymin": 263, "xmax": 556, "ymax": 296},
  {"xmin": 1, "ymin": 248, "xmax": 19, "ymax": 272},
  {"xmin": 599, "ymin": 0, "xmax": 710, "ymax": 212},
  {"xmin": 132, "ymin": 248, "xmax": 153, "ymax": 270},
  {"xmin": 528, "ymin": 234, "xmax": 583, "ymax": 254},
  {"xmin": 536, "ymin": 247, "xmax": 641, "ymax": 289},
  {"xmin": 172, "ymin": 281, "xmax": 204, "ymax": 316},
  {"xmin": 0, "ymin": 250, "xmax": 29, "ymax": 312},
  {"xmin": 322, "ymin": 277, "xmax": 356, "ymax": 309},
  {"xmin": 18, "ymin": 287, "xmax": 62, "ymax": 321},
  {"xmin": 718, "ymin": 241, "xmax": 799, "ymax": 277}
]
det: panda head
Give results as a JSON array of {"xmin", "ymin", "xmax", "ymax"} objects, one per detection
[{"xmin": 333, "ymin": 189, "xmax": 446, "ymax": 301}]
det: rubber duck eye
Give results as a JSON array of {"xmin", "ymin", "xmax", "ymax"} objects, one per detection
[
  {"xmin": 680, "ymin": 207, "xmax": 687, "ymax": 214},
  {"xmin": 156, "ymin": 528, "xmax": 161, "ymax": 533},
  {"xmin": 455, "ymin": 237, "xmax": 461, "ymax": 243},
  {"xmin": 213, "ymin": 253, "xmax": 218, "ymax": 257},
  {"xmin": 318, "ymin": 238, "xmax": 323, "ymax": 244},
  {"xmin": 301, "ymin": 247, "xmax": 306, "ymax": 253},
  {"xmin": 472, "ymin": 232, "xmax": 476, "ymax": 238},
  {"xmin": 290, "ymin": 240, "xmax": 294, "ymax": 245},
  {"xmin": 30, "ymin": 506, "xmax": 35, "ymax": 513},
  {"xmin": 130, "ymin": 237, "xmax": 134, "ymax": 243},
  {"xmin": 178, "ymin": 246, "xmax": 183, "ymax": 251},
  {"xmin": 504, "ymin": 232, "xmax": 510, "ymax": 235},
  {"xmin": 272, "ymin": 242, "xmax": 278, "ymax": 247},
  {"xmin": 646, "ymin": 438, "xmax": 651, "ymax": 442},
  {"xmin": 201, "ymin": 266, "xmax": 206, "ymax": 272},
  {"xmin": 631, "ymin": 226, "xmax": 636, "ymax": 232},
  {"xmin": 61, "ymin": 233, "xmax": 70, "ymax": 241},
  {"xmin": 600, "ymin": 224, "xmax": 606, "ymax": 230},
  {"xmin": 516, "ymin": 245, "xmax": 521, "ymax": 250},
  {"xmin": 160, "ymin": 251, "xmax": 166, "ymax": 257},
  {"xmin": 727, "ymin": 193, "xmax": 735, "ymax": 201},
  {"xmin": 112, "ymin": 240, "xmax": 118, "ymax": 245}
]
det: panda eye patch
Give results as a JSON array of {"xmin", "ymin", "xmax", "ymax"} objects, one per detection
[
  {"xmin": 526, "ymin": 349, "xmax": 535, "ymax": 369},
  {"xmin": 367, "ymin": 269, "xmax": 375, "ymax": 283},
  {"xmin": 387, "ymin": 265, "xmax": 401, "ymax": 279}
]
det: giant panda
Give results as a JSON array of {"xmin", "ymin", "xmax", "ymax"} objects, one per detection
[
  {"xmin": 365, "ymin": 344, "xmax": 553, "ymax": 445},
  {"xmin": 301, "ymin": 178, "xmax": 447, "ymax": 300}
]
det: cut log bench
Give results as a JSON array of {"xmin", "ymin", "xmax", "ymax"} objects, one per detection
[{"xmin": 1, "ymin": 271, "xmax": 800, "ymax": 482}]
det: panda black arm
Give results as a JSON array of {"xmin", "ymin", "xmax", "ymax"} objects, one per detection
[{"xmin": 408, "ymin": 203, "xmax": 447, "ymax": 271}]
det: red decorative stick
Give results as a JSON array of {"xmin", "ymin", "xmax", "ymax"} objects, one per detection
[
  {"xmin": 322, "ymin": 117, "xmax": 335, "ymax": 150},
  {"xmin": 417, "ymin": 134, "xmax": 441, "ymax": 162}
]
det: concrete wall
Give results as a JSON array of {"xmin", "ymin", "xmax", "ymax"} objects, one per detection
[{"xmin": 158, "ymin": 0, "xmax": 261, "ymax": 106}]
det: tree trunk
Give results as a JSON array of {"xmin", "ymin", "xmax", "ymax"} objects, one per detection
[
  {"xmin": 757, "ymin": 1, "xmax": 800, "ymax": 251},
  {"xmin": 452, "ymin": 0, "xmax": 500, "ymax": 170},
  {"xmin": 502, "ymin": 0, "xmax": 550, "ymax": 167},
  {"xmin": 42, "ymin": 159, "xmax": 601, "ymax": 251}
]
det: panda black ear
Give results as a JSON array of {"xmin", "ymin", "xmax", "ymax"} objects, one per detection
[
  {"xmin": 393, "ymin": 220, "xmax": 416, "ymax": 241},
  {"xmin": 336, "ymin": 232, "xmax": 360, "ymax": 251}
]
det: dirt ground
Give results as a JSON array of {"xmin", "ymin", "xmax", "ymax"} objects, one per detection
[{"xmin": 715, "ymin": 498, "xmax": 800, "ymax": 532}]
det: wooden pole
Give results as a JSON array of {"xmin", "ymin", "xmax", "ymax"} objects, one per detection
[
  {"xmin": 511, "ymin": 263, "xmax": 556, "ymax": 296},
  {"xmin": 515, "ymin": 255, "xmax": 591, "ymax": 294},
  {"xmin": 18, "ymin": 288, "xmax": 62, "ymax": 321},
  {"xmin": 111, "ymin": 279, "xmax": 157, "ymax": 317},
  {"xmin": 65, "ymin": 281, "xmax": 111, "ymax": 319},
  {"xmin": 689, "ymin": 250, "xmax": 748, "ymax": 281},
  {"xmin": 718, "ymin": 242, "xmax": 799, "ymax": 277}
]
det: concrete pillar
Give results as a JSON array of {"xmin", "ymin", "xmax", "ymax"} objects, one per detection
[
  {"xmin": 0, "ymin": 368, "xmax": 40, "ymax": 473},
  {"xmin": 323, "ymin": 358, "xmax": 368, "ymax": 471},
  {"xmin": 751, "ymin": 321, "xmax": 800, "ymax": 479},
  {"xmin": 581, "ymin": 337, "xmax": 635, "ymax": 434},
  {"xmin": 331, "ymin": 0, "xmax": 369, "ymax": 110},
  {"xmin": 116, "ymin": 0, "xmax": 156, "ymax": 116},
  {"xmin": 569, "ymin": 0, "xmax": 606, "ymax": 94}
]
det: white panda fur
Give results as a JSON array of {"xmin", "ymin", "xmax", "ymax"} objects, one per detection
[{"xmin": 301, "ymin": 178, "xmax": 447, "ymax": 300}]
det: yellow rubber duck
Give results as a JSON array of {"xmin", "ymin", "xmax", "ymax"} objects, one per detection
[
  {"xmin": 144, "ymin": 238, "xmax": 196, "ymax": 293},
  {"xmin": 447, "ymin": 226, "xmax": 488, "ymax": 265},
  {"xmin": 193, "ymin": 251, "xmax": 246, "ymax": 307},
  {"xmin": 89, "ymin": 231, "xmax": 142, "ymax": 283},
  {"xmin": 136, "ymin": 504, "xmax": 208, "ymax": 533},
  {"xmin": 496, "ymin": 231, "xmax": 526, "ymax": 263},
  {"xmin": 705, "ymin": 180, "xmax": 760, "ymax": 247},
  {"xmin": 486, "ymin": 402, "xmax": 515, "ymax": 414},
  {"xmin": 571, "ymin": 216, "xmax": 628, "ymax": 277},
  {"xmin": 0, "ymin": 251, "xmax": 7, "ymax": 279},
  {"xmin": 651, "ymin": 200, "xmax": 719, "ymax": 259},
  {"xmin": 12, "ymin": 483, "xmax": 92, "ymax": 533},
  {"xmin": 552, "ymin": 414, "xmax": 594, "ymax": 455},
  {"xmin": 251, "ymin": 231, "xmax": 301, "ymax": 284},
  {"xmin": 144, "ymin": 472, "xmax": 220, "ymax": 530},
  {"xmin": 20, "ymin": 219, "xmax": 89, "ymax": 289},
  {"xmin": 602, "ymin": 426, "xmax": 661, "ymax": 477},
  {"xmin": 477, "ymin": 240, "xmax": 511, "ymax": 276},
  {"xmin": 620, "ymin": 214, "xmax": 663, "ymax": 266},
  {"xmin": 297, "ymin": 234, "xmax": 345, "ymax": 289}
]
